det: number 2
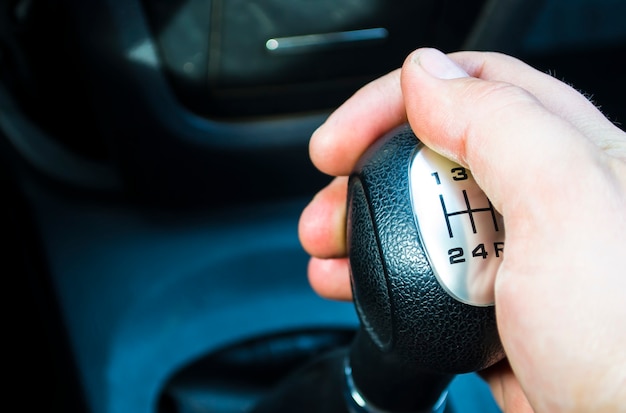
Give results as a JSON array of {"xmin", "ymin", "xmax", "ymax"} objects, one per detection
[
  {"xmin": 448, "ymin": 248, "xmax": 465, "ymax": 264},
  {"xmin": 448, "ymin": 243, "xmax": 503, "ymax": 265}
]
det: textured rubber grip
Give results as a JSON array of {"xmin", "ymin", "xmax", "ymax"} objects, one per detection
[{"xmin": 346, "ymin": 126, "xmax": 504, "ymax": 411}]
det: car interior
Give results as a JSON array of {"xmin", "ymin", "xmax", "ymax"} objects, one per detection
[{"xmin": 1, "ymin": 0, "xmax": 625, "ymax": 412}]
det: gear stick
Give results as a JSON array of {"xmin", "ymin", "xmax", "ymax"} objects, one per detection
[
  {"xmin": 345, "ymin": 125, "xmax": 505, "ymax": 412},
  {"xmin": 252, "ymin": 125, "xmax": 505, "ymax": 413}
]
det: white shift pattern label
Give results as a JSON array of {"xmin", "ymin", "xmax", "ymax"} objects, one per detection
[{"xmin": 409, "ymin": 144, "xmax": 505, "ymax": 306}]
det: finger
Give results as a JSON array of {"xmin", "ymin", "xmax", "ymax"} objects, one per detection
[
  {"xmin": 479, "ymin": 360, "xmax": 535, "ymax": 413},
  {"xmin": 310, "ymin": 49, "xmax": 626, "ymax": 181},
  {"xmin": 309, "ymin": 69, "xmax": 406, "ymax": 177},
  {"xmin": 400, "ymin": 48, "xmax": 618, "ymax": 213},
  {"xmin": 448, "ymin": 50, "xmax": 626, "ymax": 159},
  {"xmin": 403, "ymin": 48, "xmax": 626, "ymax": 411},
  {"xmin": 298, "ymin": 176, "xmax": 348, "ymax": 259},
  {"xmin": 307, "ymin": 257, "xmax": 353, "ymax": 301}
]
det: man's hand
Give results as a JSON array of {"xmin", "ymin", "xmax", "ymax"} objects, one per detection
[{"xmin": 298, "ymin": 48, "xmax": 626, "ymax": 412}]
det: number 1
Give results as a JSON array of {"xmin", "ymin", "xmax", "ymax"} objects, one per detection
[{"xmin": 431, "ymin": 172, "xmax": 441, "ymax": 185}]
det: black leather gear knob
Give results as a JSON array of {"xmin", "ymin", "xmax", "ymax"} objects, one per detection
[{"xmin": 345, "ymin": 126, "xmax": 505, "ymax": 412}]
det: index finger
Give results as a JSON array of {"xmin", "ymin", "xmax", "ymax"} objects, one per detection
[
  {"xmin": 309, "ymin": 68, "xmax": 406, "ymax": 177},
  {"xmin": 309, "ymin": 49, "xmax": 625, "ymax": 178}
]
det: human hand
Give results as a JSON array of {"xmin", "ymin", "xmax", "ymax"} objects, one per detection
[{"xmin": 298, "ymin": 48, "xmax": 626, "ymax": 412}]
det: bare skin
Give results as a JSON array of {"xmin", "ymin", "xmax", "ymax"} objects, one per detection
[{"xmin": 298, "ymin": 48, "xmax": 626, "ymax": 412}]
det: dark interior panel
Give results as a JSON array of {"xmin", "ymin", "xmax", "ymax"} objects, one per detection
[{"xmin": 142, "ymin": 0, "xmax": 486, "ymax": 118}]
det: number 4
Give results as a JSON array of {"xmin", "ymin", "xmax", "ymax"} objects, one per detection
[
  {"xmin": 472, "ymin": 243, "xmax": 488, "ymax": 259},
  {"xmin": 448, "ymin": 242, "xmax": 504, "ymax": 265}
]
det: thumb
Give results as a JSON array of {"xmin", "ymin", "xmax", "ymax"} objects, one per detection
[
  {"xmin": 399, "ymin": 48, "xmax": 607, "ymax": 216},
  {"xmin": 401, "ymin": 48, "xmax": 626, "ymax": 411}
]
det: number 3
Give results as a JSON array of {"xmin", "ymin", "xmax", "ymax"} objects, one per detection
[{"xmin": 451, "ymin": 167, "xmax": 468, "ymax": 181}]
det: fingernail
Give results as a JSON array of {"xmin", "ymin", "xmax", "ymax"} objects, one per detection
[{"xmin": 413, "ymin": 48, "xmax": 469, "ymax": 79}]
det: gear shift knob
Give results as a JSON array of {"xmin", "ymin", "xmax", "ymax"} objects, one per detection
[{"xmin": 345, "ymin": 126, "xmax": 505, "ymax": 412}]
